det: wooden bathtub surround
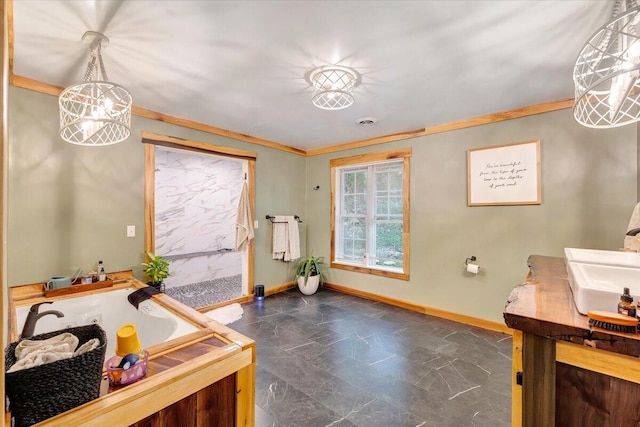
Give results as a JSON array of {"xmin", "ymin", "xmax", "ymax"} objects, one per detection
[
  {"xmin": 505, "ymin": 255, "xmax": 640, "ymax": 427},
  {"xmin": 7, "ymin": 275, "xmax": 255, "ymax": 427}
]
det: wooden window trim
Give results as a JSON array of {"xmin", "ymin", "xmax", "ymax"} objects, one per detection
[{"xmin": 330, "ymin": 148, "xmax": 411, "ymax": 281}]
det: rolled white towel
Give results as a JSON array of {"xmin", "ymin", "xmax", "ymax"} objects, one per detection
[
  {"xmin": 15, "ymin": 332, "xmax": 78, "ymax": 360},
  {"xmin": 8, "ymin": 348, "xmax": 74, "ymax": 373},
  {"xmin": 73, "ymin": 338, "xmax": 100, "ymax": 356}
]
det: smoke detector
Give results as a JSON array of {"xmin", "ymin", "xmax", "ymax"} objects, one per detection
[{"xmin": 356, "ymin": 117, "xmax": 378, "ymax": 126}]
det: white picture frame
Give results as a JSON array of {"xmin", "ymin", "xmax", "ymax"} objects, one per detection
[{"xmin": 467, "ymin": 140, "xmax": 541, "ymax": 206}]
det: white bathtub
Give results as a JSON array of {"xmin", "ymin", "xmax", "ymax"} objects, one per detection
[{"xmin": 15, "ymin": 288, "xmax": 199, "ymax": 358}]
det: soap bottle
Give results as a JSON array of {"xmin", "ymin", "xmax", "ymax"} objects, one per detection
[
  {"xmin": 618, "ymin": 287, "xmax": 636, "ymax": 317},
  {"xmin": 97, "ymin": 260, "xmax": 106, "ymax": 282}
]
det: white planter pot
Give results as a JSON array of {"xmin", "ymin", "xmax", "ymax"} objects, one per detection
[{"xmin": 297, "ymin": 275, "xmax": 320, "ymax": 295}]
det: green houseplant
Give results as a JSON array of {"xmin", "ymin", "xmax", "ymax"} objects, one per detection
[
  {"xmin": 141, "ymin": 251, "xmax": 170, "ymax": 292},
  {"xmin": 293, "ymin": 255, "xmax": 327, "ymax": 295}
]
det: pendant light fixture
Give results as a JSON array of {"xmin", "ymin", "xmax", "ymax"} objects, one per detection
[
  {"xmin": 59, "ymin": 31, "xmax": 132, "ymax": 146},
  {"xmin": 308, "ymin": 65, "xmax": 360, "ymax": 110},
  {"xmin": 573, "ymin": 0, "xmax": 640, "ymax": 128}
]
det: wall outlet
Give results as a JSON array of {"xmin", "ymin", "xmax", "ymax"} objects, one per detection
[{"xmin": 127, "ymin": 225, "xmax": 136, "ymax": 237}]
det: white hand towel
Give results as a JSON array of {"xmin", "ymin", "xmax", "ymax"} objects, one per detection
[
  {"xmin": 15, "ymin": 332, "xmax": 79, "ymax": 360},
  {"xmin": 8, "ymin": 349, "xmax": 74, "ymax": 373},
  {"xmin": 73, "ymin": 338, "xmax": 100, "ymax": 356},
  {"xmin": 287, "ymin": 216, "xmax": 301, "ymax": 261},
  {"xmin": 235, "ymin": 182, "xmax": 254, "ymax": 251},
  {"xmin": 272, "ymin": 215, "xmax": 288, "ymax": 259}
]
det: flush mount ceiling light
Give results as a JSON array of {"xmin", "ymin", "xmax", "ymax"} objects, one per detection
[
  {"xmin": 573, "ymin": 0, "xmax": 640, "ymax": 128},
  {"xmin": 59, "ymin": 31, "xmax": 132, "ymax": 146},
  {"xmin": 308, "ymin": 65, "xmax": 360, "ymax": 110}
]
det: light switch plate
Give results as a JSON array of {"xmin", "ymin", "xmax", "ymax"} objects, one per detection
[
  {"xmin": 254, "ymin": 220, "xmax": 259, "ymax": 229},
  {"xmin": 127, "ymin": 225, "xmax": 136, "ymax": 237}
]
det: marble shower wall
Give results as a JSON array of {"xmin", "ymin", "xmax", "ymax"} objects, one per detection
[{"xmin": 154, "ymin": 147, "xmax": 245, "ymax": 289}]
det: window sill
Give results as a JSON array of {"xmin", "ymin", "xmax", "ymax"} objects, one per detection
[{"xmin": 331, "ymin": 261, "xmax": 409, "ymax": 281}]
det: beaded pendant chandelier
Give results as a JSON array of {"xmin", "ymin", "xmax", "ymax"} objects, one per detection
[
  {"xmin": 59, "ymin": 31, "xmax": 132, "ymax": 146},
  {"xmin": 574, "ymin": 0, "xmax": 640, "ymax": 128}
]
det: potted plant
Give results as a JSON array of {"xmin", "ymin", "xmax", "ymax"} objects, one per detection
[
  {"xmin": 141, "ymin": 251, "xmax": 170, "ymax": 292},
  {"xmin": 293, "ymin": 255, "xmax": 327, "ymax": 295}
]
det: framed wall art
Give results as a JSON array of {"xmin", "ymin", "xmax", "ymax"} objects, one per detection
[{"xmin": 467, "ymin": 140, "xmax": 541, "ymax": 206}]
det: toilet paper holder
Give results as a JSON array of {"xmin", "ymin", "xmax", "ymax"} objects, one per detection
[{"xmin": 465, "ymin": 256, "xmax": 477, "ymax": 265}]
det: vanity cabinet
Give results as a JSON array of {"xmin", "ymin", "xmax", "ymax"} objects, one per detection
[{"xmin": 504, "ymin": 256, "xmax": 640, "ymax": 427}]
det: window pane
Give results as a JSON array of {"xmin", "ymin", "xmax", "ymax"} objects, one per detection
[
  {"xmin": 376, "ymin": 171, "xmax": 388, "ymax": 191},
  {"xmin": 376, "ymin": 197, "xmax": 388, "ymax": 216},
  {"xmin": 344, "ymin": 172, "xmax": 355, "ymax": 193},
  {"xmin": 342, "ymin": 217, "xmax": 366, "ymax": 260},
  {"xmin": 390, "ymin": 196, "xmax": 403, "ymax": 215},
  {"xmin": 375, "ymin": 222, "xmax": 403, "ymax": 267},
  {"xmin": 389, "ymin": 169, "xmax": 403, "ymax": 190},
  {"xmin": 344, "ymin": 194, "xmax": 355, "ymax": 215},
  {"xmin": 355, "ymin": 194, "xmax": 367, "ymax": 215},
  {"xmin": 355, "ymin": 171, "xmax": 366, "ymax": 193}
]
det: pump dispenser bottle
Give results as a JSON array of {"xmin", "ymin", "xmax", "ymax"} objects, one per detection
[
  {"xmin": 97, "ymin": 260, "xmax": 106, "ymax": 282},
  {"xmin": 618, "ymin": 287, "xmax": 636, "ymax": 318}
]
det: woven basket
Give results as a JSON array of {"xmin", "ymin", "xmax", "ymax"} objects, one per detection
[{"xmin": 5, "ymin": 324, "xmax": 107, "ymax": 427}]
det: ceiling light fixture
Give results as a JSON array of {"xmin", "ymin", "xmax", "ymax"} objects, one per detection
[
  {"xmin": 59, "ymin": 31, "xmax": 132, "ymax": 146},
  {"xmin": 308, "ymin": 65, "xmax": 360, "ymax": 110},
  {"xmin": 573, "ymin": 0, "xmax": 640, "ymax": 128}
]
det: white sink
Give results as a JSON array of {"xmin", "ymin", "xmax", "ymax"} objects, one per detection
[
  {"xmin": 567, "ymin": 262, "xmax": 640, "ymax": 315},
  {"xmin": 564, "ymin": 247, "xmax": 640, "ymax": 269}
]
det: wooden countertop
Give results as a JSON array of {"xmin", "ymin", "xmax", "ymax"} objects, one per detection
[{"xmin": 504, "ymin": 255, "xmax": 640, "ymax": 356}]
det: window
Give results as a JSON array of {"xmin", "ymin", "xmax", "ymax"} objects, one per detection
[{"xmin": 330, "ymin": 148, "xmax": 411, "ymax": 280}]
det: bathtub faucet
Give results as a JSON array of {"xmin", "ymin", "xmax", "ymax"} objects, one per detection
[{"xmin": 20, "ymin": 302, "xmax": 64, "ymax": 339}]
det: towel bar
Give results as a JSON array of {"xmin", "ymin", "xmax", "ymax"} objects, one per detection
[{"xmin": 266, "ymin": 215, "xmax": 302, "ymax": 223}]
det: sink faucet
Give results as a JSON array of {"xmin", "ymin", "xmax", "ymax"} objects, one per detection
[{"xmin": 20, "ymin": 302, "xmax": 64, "ymax": 339}]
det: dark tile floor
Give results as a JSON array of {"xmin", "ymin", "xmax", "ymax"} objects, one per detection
[{"xmin": 230, "ymin": 288, "xmax": 513, "ymax": 427}]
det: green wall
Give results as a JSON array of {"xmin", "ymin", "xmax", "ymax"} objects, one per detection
[
  {"xmin": 305, "ymin": 109, "xmax": 637, "ymax": 322},
  {"xmin": 8, "ymin": 87, "xmax": 306, "ymax": 287},
  {"xmin": 8, "ymin": 86, "xmax": 638, "ymax": 323}
]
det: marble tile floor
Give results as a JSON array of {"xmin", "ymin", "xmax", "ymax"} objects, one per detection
[
  {"xmin": 229, "ymin": 288, "xmax": 513, "ymax": 427},
  {"xmin": 164, "ymin": 274, "xmax": 242, "ymax": 309}
]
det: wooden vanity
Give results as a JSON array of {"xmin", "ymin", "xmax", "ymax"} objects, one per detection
[
  {"xmin": 504, "ymin": 256, "xmax": 640, "ymax": 427},
  {"xmin": 6, "ymin": 272, "xmax": 255, "ymax": 427}
]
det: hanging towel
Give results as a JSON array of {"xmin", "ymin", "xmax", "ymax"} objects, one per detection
[
  {"xmin": 287, "ymin": 216, "xmax": 301, "ymax": 261},
  {"xmin": 236, "ymin": 182, "xmax": 255, "ymax": 251},
  {"xmin": 272, "ymin": 215, "xmax": 288, "ymax": 259}
]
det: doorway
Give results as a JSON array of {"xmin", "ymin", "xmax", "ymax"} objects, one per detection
[{"xmin": 143, "ymin": 132, "xmax": 256, "ymax": 310}]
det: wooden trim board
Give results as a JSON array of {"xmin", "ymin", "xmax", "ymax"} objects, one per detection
[
  {"xmin": 261, "ymin": 281, "xmax": 511, "ymax": 334},
  {"xmin": 142, "ymin": 131, "xmax": 257, "ymax": 160},
  {"xmin": 323, "ymin": 282, "xmax": 511, "ymax": 334},
  {"xmin": 10, "ymin": 74, "xmax": 571, "ymax": 157},
  {"xmin": 307, "ymin": 98, "xmax": 574, "ymax": 156},
  {"xmin": 556, "ymin": 340, "xmax": 640, "ymax": 385},
  {"xmin": 10, "ymin": 75, "xmax": 304, "ymax": 156},
  {"xmin": 1, "ymin": 3, "xmax": 8, "ymax": 426}
]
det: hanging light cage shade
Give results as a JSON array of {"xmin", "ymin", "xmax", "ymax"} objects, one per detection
[
  {"xmin": 309, "ymin": 65, "xmax": 359, "ymax": 110},
  {"xmin": 573, "ymin": 1, "xmax": 640, "ymax": 128},
  {"xmin": 59, "ymin": 31, "xmax": 132, "ymax": 146}
]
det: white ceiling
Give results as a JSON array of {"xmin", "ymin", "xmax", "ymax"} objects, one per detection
[{"xmin": 12, "ymin": 1, "xmax": 612, "ymax": 151}]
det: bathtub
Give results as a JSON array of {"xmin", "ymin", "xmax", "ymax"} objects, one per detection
[{"xmin": 15, "ymin": 288, "xmax": 199, "ymax": 358}]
